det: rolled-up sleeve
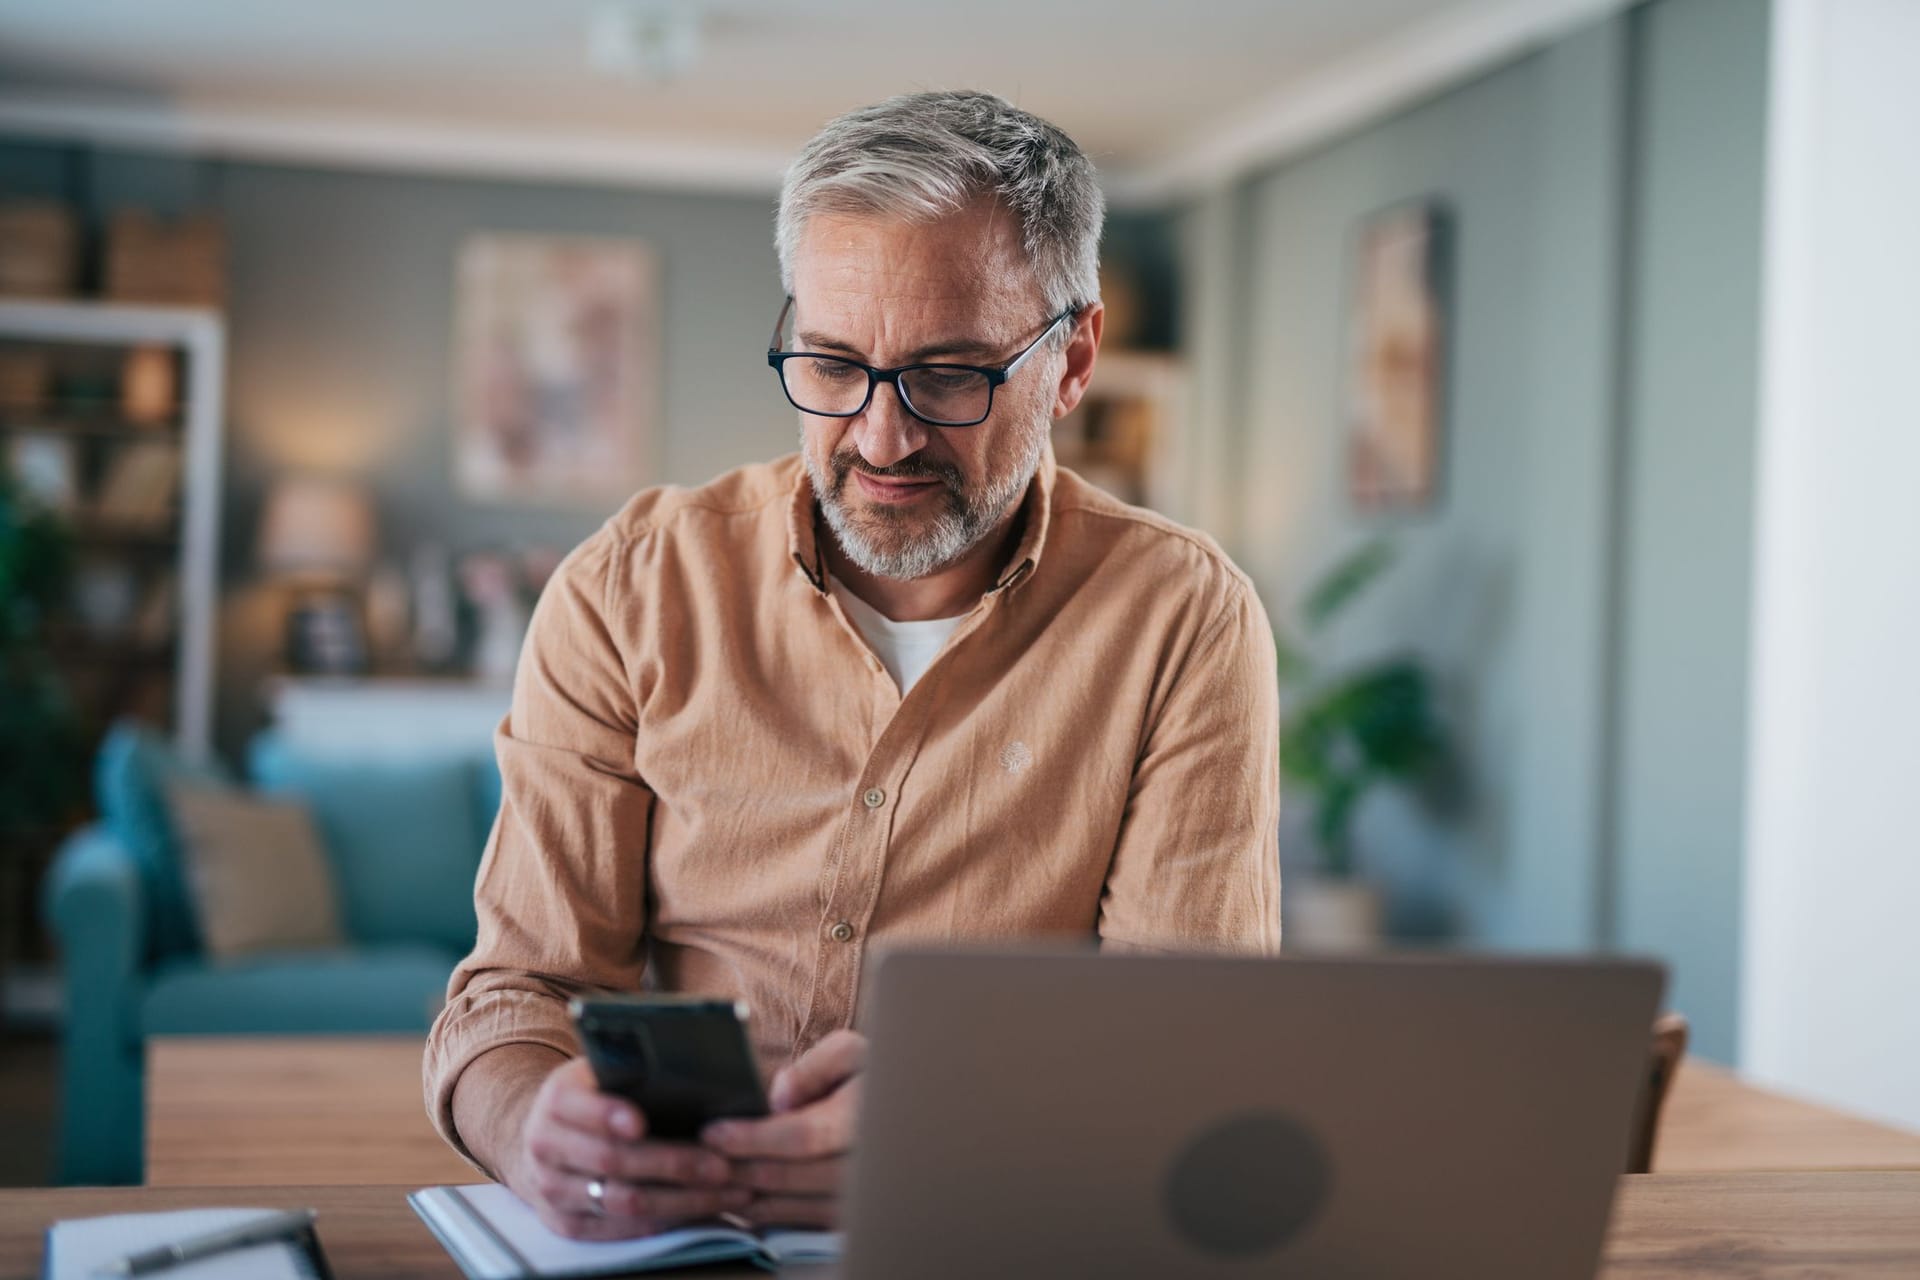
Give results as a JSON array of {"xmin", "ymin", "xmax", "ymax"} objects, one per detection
[
  {"xmin": 423, "ymin": 531, "xmax": 654, "ymax": 1168},
  {"xmin": 1097, "ymin": 580, "xmax": 1282, "ymax": 954}
]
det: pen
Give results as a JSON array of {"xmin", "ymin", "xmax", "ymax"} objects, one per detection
[{"xmin": 92, "ymin": 1208, "xmax": 318, "ymax": 1277}]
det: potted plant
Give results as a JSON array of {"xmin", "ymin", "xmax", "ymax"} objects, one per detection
[
  {"xmin": 0, "ymin": 473, "xmax": 86, "ymax": 998},
  {"xmin": 1276, "ymin": 539, "xmax": 1449, "ymax": 949}
]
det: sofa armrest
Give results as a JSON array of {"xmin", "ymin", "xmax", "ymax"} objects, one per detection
[
  {"xmin": 42, "ymin": 823, "xmax": 148, "ymax": 991},
  {"xmin": 39, "ymin": 823, "xmax": 150, "ymax": 1183}
]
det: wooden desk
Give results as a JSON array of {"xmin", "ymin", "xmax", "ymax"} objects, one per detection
[
  {"xmin": 1656, "ymin": 1060, "xmax": 1920, "ymax": 1172},
  {"xmin": 147, "ymin": 1036, "xmax": 1920, "ymax": 1188},
  {"xmin": 146, "ymin": 1036, "xmax": 477, "ymax": 1188},
  {"xmin": 9, "ymin": 1174, "xmax": 1920, "ymax": 1278}
]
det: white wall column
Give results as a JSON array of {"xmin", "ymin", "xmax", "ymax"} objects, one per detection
[{"xmin": 1741, "ymin": 0, "xmax": 1920, "ymax": 1128}]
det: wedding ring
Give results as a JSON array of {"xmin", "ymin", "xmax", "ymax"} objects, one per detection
[{"xmin": 585, "ymin": 1177, "xmax": 608, "ymax": 1217}]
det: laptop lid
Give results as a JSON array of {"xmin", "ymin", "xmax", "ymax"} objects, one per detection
[{"xmin": 842, "ymin": 949, "xmax": 1664, "ymax": 1280}]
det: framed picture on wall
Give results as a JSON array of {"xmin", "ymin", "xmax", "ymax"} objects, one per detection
[
  {"xmin": 452, "ymin": 234, "xmax": 658, "ymax": 506},
  {"xmin": 1343, "ymin": 200, "xmax": 1450, "ymax": 512}
]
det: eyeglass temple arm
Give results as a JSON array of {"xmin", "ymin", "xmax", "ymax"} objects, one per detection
[
  {"xmin": 769, "ymin": 295, "xmax": 795, "ymax": 353},
  {"xmin": 1000, "ymin": 307, "xmax": 1079, "ymax": 379}
]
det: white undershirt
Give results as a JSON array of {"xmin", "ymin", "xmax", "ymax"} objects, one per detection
[{"xmin": 828, "ymin": 575, "xmax": 968, "ymax": 694}]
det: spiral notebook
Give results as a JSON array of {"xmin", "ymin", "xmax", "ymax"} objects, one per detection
[
  {"xmin": 409, "ymin": 1183, "xmax": 840, "ymax": 1278},
  {"xmin": 42, "ymin": 1207, "xmax": 333, "ymax": 1280}
]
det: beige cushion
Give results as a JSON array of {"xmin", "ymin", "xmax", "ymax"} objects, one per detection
[{"xmin": 165, "ymin": 781, "xmax": 347, "ymax": 961}]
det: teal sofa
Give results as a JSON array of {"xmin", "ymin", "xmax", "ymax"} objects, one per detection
[{"xmin": 39, "ymin": 722, "xmax": 502, "ymax": 1185}]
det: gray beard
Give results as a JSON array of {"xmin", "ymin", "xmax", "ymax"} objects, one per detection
[{"xmin": 802, "ymin": 423, "xmax": 1045, "ymax": 581}]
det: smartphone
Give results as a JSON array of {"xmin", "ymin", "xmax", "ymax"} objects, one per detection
[{"xmin": 569, "ymin": 994, "xmax": 770, "ymax": 1141}]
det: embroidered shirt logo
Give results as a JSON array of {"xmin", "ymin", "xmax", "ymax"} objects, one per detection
[{"xmin": 999, "ymin": 741, "xmax": 1033, "ymax": 776}]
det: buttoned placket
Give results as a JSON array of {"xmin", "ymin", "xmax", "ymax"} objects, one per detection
[{"xmin": 786, "ymin": 561, "xmax": 1031, "ymax": 1055}]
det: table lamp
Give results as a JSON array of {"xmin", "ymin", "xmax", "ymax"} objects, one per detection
[{"xmin": 258, "ymin": 475, "xmax": 376, "ymax": 675}]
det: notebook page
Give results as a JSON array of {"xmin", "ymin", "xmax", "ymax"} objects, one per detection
[
  {"xmin": 450, "ymin": 1183, "xmax": 762, "ymax": 1275},
  {"xmin": 46, "ymin": 1208, "xmax": 316, "ymax": 1280},
  {"xmin": 762, "ymin": 1229, "xmax": 842, "ymax": 1265}
]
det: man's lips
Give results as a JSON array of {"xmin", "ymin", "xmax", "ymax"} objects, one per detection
[{"xmin": 851, "ymin": 469, "xmax": 943, "ymax": 504}]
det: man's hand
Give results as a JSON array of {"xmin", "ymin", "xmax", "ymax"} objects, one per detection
[
  {"xmin": 702, "ymin": 1029, "xmax": 867, "ymax": 1228},
  {"xmin": 504, "ymin": 1056, "xmax": 752, "ymax": 1241}
]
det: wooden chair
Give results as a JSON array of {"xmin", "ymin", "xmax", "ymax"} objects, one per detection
[{"xmin": 1627, "ymin": 1012, "xmax": 1690, "ymax": 1173}]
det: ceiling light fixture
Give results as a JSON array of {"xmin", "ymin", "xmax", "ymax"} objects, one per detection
[{"xmin": 588, "ymin": 0, "xmax": 704, "ymax": 83}]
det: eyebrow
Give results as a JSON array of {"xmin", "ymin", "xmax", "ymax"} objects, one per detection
[{"xmin": 795, "ymin": 329, "xmax": 1003, "ymax": 363}]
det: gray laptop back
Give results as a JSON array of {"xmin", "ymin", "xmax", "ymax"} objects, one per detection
[{"xmin": 843, "ymin": 949, "xmax": 1664, "ymax": 1280}]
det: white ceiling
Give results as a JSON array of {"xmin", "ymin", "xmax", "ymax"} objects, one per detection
[{"xmin": 0, "ymin": 0, "xmax": 1628, "ymax": 202}]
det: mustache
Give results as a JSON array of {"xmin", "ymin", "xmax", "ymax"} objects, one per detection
[{"xmin": 830, "ymin": 448, "xmax": 963, "ymax": 493}]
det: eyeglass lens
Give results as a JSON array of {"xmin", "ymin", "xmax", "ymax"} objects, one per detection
[{"xmin": 781, "ymin": 357, "xmax": 992, "ymax": 425}]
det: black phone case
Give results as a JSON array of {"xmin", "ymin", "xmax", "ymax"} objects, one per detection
[{"xmin": 573, "ymin": 998, "xmax": 770, "ymax": 1140}]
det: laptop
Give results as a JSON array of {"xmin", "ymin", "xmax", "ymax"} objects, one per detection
[{"xmin": 841, "ymin": 949, "xmax": 1664, "ymax": 1280}]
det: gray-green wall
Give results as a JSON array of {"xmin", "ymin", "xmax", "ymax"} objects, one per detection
[
  {"xmin": 1611, "ymin": 0, "xmax": 1768, "ymax": 1073},
  {"xmin": 1182, "ymin": 0, "xmax": 1768, "ymax": 1060}
]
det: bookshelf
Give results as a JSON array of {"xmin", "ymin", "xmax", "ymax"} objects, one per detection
[
  {"xmin": 1052, "ymin": 350, "xmax": 1190, "ymax": 517},
  {"xmin": 0, "ymin": 299, "xmax": 225, "ymax": 763}
]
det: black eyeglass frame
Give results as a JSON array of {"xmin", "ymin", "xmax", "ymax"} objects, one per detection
[{"xmin": 765, "ymin": 295, "xmax": 1078, "ymax": 428}]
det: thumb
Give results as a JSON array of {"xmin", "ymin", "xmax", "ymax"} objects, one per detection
[{"xmin": 771, "ymin": 1030, "xmax": 867, "ymax": 1112}]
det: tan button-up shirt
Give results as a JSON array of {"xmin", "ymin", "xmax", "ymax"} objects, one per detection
[{"xmin": 424, "ymin": 447, "xmax": 1281, "ymax": 1169}]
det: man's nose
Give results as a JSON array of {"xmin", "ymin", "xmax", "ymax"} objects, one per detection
[{"xmin": 850, "ymin": 380, "xmax": 931, "ymax": 470}]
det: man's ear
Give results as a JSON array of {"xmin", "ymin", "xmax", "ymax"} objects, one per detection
[{"xmin": 1050, "ymin": 302, "xmax": 1105, "ymax": 419}]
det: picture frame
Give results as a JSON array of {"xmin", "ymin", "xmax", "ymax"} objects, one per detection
[
  {"xmin": 1343, "ymin": 200, "xmax": 1451, "ymax": 512},
  {"xmin": 452, "ymin": 234, "xmax": 659, "ymax": 507}
]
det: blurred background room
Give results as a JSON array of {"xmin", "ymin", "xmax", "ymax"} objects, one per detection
[{"xmin": 0, "ymin": 0, "xmax": 1914, "ymax": 1189}]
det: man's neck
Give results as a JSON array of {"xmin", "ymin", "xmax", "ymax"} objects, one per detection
[{"xmin": 822, "ymin": 502, "xmax": 1027, "ymax": 622}]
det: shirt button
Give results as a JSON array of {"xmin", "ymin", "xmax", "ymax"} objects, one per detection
[
  {"xmin": 863, "ymin": 787, "xmax": 886, "ymax": 809},
  {"xmin": 829, "ymin": 921, "xmax": 856, "ymax": 943}
]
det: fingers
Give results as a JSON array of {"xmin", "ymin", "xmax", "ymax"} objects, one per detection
[
  {"xmin": 526, "ymin": 1122, "xmax": 733, "ymax": 1187},
  {"xmin": 514, "ymin": 1055, "xmax": 763, "ymax": 1242},
  {"xmin": 555, "ymin": 1168, "xmax": 752, "ymax": 1223},
  {"xmin": 519, "ymin": 1162, "xmax": 750, "ymax": 1242},
  {"xmin": 545, "ymin": 1059, "xmax": 645, "ymax": 1140},
  {"xmin": 740, "ymin": 1194, "xmax": 839, "ymax": 1229},
  {"xmin": 733, "ymin": 1156, "xmax": 841, "ymax": 1196},
  {"xmin": 703, "ymin": 1083, "xmax": 856, "ymax": 1160},
  {"xmin": 769, "ymin": 1029, "xmax": 868, "ymax": 1112}
]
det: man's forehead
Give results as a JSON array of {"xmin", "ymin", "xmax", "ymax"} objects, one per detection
[{"xmin": 794, "ymin": 206, "xmax": 1031, "ymax": 300}]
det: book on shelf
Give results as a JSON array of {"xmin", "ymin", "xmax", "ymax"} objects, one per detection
[
  {"xmin": 92, "ymin": 437, "xmax": 182, "ymax": 528},
  {"xmin": 410, "ymin": 1183, "xmax": 840, "ymax": 1279}
]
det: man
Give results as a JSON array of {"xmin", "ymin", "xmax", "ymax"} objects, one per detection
[{"xmin": 423, "ymin": 89, "xmax": 1281, "ymax": 1242}]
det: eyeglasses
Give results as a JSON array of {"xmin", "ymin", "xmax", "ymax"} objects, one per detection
[{"xmin": 766, "ymin": 296, "xmax": 1077, "ymax": 428}]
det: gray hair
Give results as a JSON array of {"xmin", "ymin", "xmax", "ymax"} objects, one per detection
[{"xmin": 775, "ymin": 90, "xmax": 1105, "ymax": 328}]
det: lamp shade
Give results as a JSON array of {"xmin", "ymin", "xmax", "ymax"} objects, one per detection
[{"xmin": 258, "ymin": 476, "xmax": 376, "ymax": 577}]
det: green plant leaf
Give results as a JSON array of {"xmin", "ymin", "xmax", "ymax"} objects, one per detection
[
  {"xmin": 1331, "ymin": 660, "xmax": 1445, "ymax": 777},
  {"xmin": 0, "ymin": 475, "xmax": 85, "ymax": 836},
  {"xmin": 1274, "ymin": 533, "xmax": 1456, "ymax": 878},
  {"xmin": 1303, "ymin": 538, "xmax": 1396, "ymax": 632}
]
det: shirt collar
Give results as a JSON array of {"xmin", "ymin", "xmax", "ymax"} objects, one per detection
[
  {"xmin": 787, "ymin": 460, "xmax": 828, "ymax": 591},
  {"xmin": 990, "ymin": 438, "xmax": 1054, "ymax": 595},
  {"xmin": 786, "ymin": 440, "xmax": 1057, "ymax": 597}
]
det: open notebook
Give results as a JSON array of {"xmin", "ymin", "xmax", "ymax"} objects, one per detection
[
  {"xmin": 409, "ymin": 1183, "xmax": 841, "ymax": 1279},
  {"xmin": 42, "ymin": 1207, "xmax": 332, "ymax": 1280}
]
